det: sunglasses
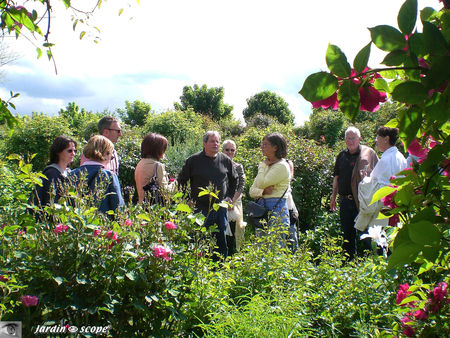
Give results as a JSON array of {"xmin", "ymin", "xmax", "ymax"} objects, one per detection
[
  {"xmin": 108, "ymin": 128, "xmax": 122, "ymax": 133},
  {"xmin": 67, "ymin": 149, "xmax": 77, "ymax": 154},
  {"xmin": 224, "ymin": 148, "xmax": 236, "ymax": 152}
]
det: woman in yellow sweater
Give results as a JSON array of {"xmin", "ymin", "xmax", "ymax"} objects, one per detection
[{"xmin": 249, "ymin": 132, "xmax": 291, "ymax": 241}]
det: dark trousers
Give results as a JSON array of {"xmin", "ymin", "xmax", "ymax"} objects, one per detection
[
  {"xmin": 226, "ymin": 221, "xmax": 236, "ymax": 256},
  {"xmin": 339, "ymin": 197, "xmax": 371, "ymax": 260},
  {"xmin": 202, "ymin": 207, "xmax": 228, "ymax": 260}
]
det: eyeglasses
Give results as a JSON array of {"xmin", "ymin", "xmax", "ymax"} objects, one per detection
[
  {"xmin": 67, "ymin": 149, "xmax": 77, "ymax": 154},
  {"xmin": 224, "ymin": 148, "xmax": 236, "ymax": 152},
  {"xmin": 108, "ymin": 128, "xmax": 122, "ymax": 133}
]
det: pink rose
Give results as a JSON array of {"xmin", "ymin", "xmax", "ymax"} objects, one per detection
[
  {"xmin": 152, "ymin": 244, "xmax": 173, "ymax": 261},
  {"xmin": 165, "ymin": 221, "xmax": 177, "ymax": 230},
  {"xmin": 413, "ymin": 309, "xmax": 428, "ymax": 320},
  {"xmin": 138, "ymin": 256, "xmax": 145, "ymax": 261},
  {"xmin": 124, "ymin": 219, "xmax": 132, "ymax": 227},
  {"xmin": 54, "ymin": 224, "xmax": 69, "ymax": 234},
  {"xmin": 402, "ymin": 326, "xmax": 415, "ymax": 337},
  {"xmin": 106, "ymin": 231, "xmax": 118, "ymax": 241},
  {"xmin": 169, "ymin": 178, "xmax": 175, "ymax": 182},
  {"xmin": 433, "ymin": 282, "xmax": 447, "ymax": 302},
  {"xmin": 21, "ymin": 295, "xmax": 39, "ymax": 307},
  {"xmin": 93, "ymin": 229, "xmax": 101, "ymax": 237},
  {"xmin": 396, "ymin": 283, "xmax": 411, "ymax": 305},
  {"xmin": 381, "ymin": 191, "xmax": 397, "ymax": 209}
]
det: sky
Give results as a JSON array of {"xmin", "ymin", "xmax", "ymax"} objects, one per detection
[{"xmin": 0, "ymin": 0, "xmax": 442, "ymax": 126}]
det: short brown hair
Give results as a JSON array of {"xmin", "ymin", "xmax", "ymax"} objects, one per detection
[
  {"xmin": 377, "ymin": 126, "xmax": 399, "ymax": 146},
  {"xmin": 49, "ymin": 136, "xmax": 77, "ymax": 164},
  {"xmin": 83, "ymin": 135, "xmax": 114, "ymax": 162},
  {"xmin": 98, "ymin": 116, "xmax": 119, "ymax": 135},
  {"xmin": 141, "ymin": 133, "xmax": 168, "ymax": 160}
]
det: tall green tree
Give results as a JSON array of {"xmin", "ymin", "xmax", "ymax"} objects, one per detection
[
  {"xmin": 243, "ymin": 90, "xmax": 294, "ymax": 125},
  {"xmin": 174, "ymin": 84, "xmax": 233, "ymax": 121},
  {"xmin": 117, "ymin": 100, "xmax": 152, "ymax": 127},
  {"xmin": 58, "ymin": 102, "xmax": 98, "ymax": 137}
]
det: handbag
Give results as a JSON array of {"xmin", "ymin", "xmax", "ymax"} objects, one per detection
[
  {"xmin": 245, "ymin": 188, "xmax": 288, "ymax": 228},
  {"xmin": 142, "ymin": 162, "xmax": 163, "ymax": 205}
]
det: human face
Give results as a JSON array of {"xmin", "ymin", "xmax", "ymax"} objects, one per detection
[
  {"xmin": 345, "ymin": 131, "xmax": 361, "ymax": 154},
  {"xmin": 376, "ymin": 134, "xmax": 390, "ymax": 152},
  {"xmin": 261, "ymin": 138, "xmax": 278, "ymax": 159},
  {"xmin": 103, "ymin": 121, "xmax": 122, "ymax": 143},
  {"xmin": 59, "ymin": 142, "xmax": 76, "ymax": 167},
  {"xmin": 203, "ymin": 134, "xmax": 220, "ymax": 157},
  {"xmin": 222, "ymin": 143, "xmax": 236, "ymax": 160}
]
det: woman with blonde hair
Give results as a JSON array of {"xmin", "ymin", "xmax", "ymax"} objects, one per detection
[{"xmin": 69, "ymin": 135, "xmax": 124, "ymax": 213}]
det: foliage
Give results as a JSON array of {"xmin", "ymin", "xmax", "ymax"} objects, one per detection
[
  {"xmin": 3, "ymin": 114, "xmax": 73, "ymax": 171},
  {"xmin": 174, "ymin": 84, "xmax": 233, "ymax": 121},
  {"xmin": 58, "ymin": 102, "xmax": 99, "ymax": 139},
  {"xmin": 245, "ymin": 112, "xmax": 279, "ymax": 129},
  {"xmin": 243, "ymin": 90, "xmax": 294, "ymax": 125},
  {"xmin": 117, "ymin": 100, "xmax": 152, "ymax": 127},
  {"xmin": 300, "ymin": 0, "xmax": 449, "ymax": 334}
]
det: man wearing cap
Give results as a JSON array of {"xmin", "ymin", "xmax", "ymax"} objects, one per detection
[{"xmin": 330, "ymin": 126, "xmax": 378, "ymax": 260}]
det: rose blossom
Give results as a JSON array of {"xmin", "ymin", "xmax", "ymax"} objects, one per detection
[
  {"xmin": 93, "ymin": 229, "xmax": 101, "ymax": 237},
  {"xmin": 433, "ymin": 282, "xmax": 447, "ymax": 302},
  {"xmin": 54, "ymin": 224, "xmax": 69, "ymax": 234},
  {"xmin": 165, "ymin": 221, "xmax": 177, "ymax": 230},
  {"xmin": 413, "ymin": 309, "xmax": 428, "ymax": 320},
  {"xmin": 106, "ymin": 231, "xmax": 118, "ymax": 241},
  {"xmin": 152, "ymin": 244, "xmax": 173, "ymax": 261},
  {"xmin": 396, "ymin": 283, "xmax": 411, "ymax": 305},
  {"xmin": 124, "ymin": 219, "xmax": 132, "ymax": 227},
  {"xmin": 402, "ymin": 326, "xmax": 415, "ymax": 337},
  {"xmin": 21, "ymin": 295, "xmax": 39, "ymax": 307}
]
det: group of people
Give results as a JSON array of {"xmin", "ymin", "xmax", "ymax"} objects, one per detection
[
  {"xmin": 331, "ymin": 126, "xmax": 407, "ymax": 259},
  {"xmin": 34, "ymin": 115, "xmax": 408, "ymax": 260}
]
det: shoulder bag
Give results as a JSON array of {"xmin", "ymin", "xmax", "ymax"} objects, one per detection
[{"xmin": 142, "ymin": 162, "xmax": 163, "ymax": 205}]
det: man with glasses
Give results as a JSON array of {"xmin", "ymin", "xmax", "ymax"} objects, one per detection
[
  {"xmin": 81, "ymin": 116, "xmax": 122, "ymax": 175},
  {"xmin": 330, "ymin": 126, "xmax": 378, "ymax": 260}
]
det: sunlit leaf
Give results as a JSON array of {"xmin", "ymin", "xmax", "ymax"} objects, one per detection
[
  {"xmin": 176, "ymin": 203, "xmax": 192, "ymax": 213},
  {"xmin": 392, "ymin": 81, "xmax": 428, "ymax": 104},
  {"xmin": 382, "ymin": 50, "xmax": 407, "ymax": 66},
  {"xmin": 370, "ymin": 186, "xmax": 397, "ymax": 205},
  {"xmin": 326, "ymin": 44, "xmax": 351, "ymax": 78},
  {"xmin": 299, "ymin": 72, "xmax": 338, "ymax": 102},
  {"xmin": 353, "ymin": 42, "xmax": 371, "ymax": 73},
  {"xmin": 337, "ymin": 79, "xmax": 360, "ymax": 121},
  {"xmin": 369, "ymin": 25, "xmax": 406, "ymax": 52},
  {"xmin": 398, "ymin": 0, "xmax": 417, "ymax": 35},
  {"xmin": 408, "ymin": 221, "xmax": 441, "ymax": 245}
]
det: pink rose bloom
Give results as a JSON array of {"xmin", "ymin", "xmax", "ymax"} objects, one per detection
[
  {"xmin": 93, "ymin": 229, "xmax": 101, "ymax": 237},
  {"xmin": 359, "ymin": 85, "xmax": 387, "ymax": 112},
  {"xmin": 152, "ymin": 244, "xmax": 173, "ymax": 261},
  {"xmin": 21, "ymin": 295, "xmax": 39, "ymax": 307},
  {"xmin": 312, "ymin": 92, "xmax": 339, "ymax": 110},
  {"xmin": 396, "ymin": 283, "xmax": 411, "ymax": 305},
  {"xmin": 388, "ymin": 214, "xmax": 400, "ymax": 227},
  {"xmin": 124, "ymin": 219, "xmax": 132, "ymax": 227},
  {"xmin": 413, "ymin": 309, "xmax": 428, "ymax": 320},
  {"xmin": 382, "ymin": 191, "xmax": 397, "ymax": 208},
  {"xmin": 138, "ymin": 256, "xmax": 145, "ymax": 261},
  {"xmin": 106, "ymin": 231, "xmax": 118, "ymax": 241},
  {"xmin": 433, "ymin": 282, "xmax": 448, "ymax": 302},
  {"xmin": 165, "ymin": 221, "xmax": 177, "ymax": 230},
  {"xmin": 169, "ymin": 178, "xmax": 175, "ymax": 182},
  {"xmin": 402, "ymin": 326, "xmax": 415, "ymax": 337},
  {"xmin": 54, "ymin": 224, "xmax": 69, "ymax": 234}
]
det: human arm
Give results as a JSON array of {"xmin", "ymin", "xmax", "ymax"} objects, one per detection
[{"xmin": 330, "ymin": 176, "xmax": 338, "ymax": 212}]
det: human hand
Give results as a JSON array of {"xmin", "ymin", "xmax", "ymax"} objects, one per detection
[
  {"xmin": 263, "ymin": 185, "xmax": 274, "ymax": 195},
  {"xmin": 330, "ymin": 198, "xmax": 337, "ymax": 212}
]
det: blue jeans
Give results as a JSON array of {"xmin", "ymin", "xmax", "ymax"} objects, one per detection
[
  {"xmin": 339, "ymin": 197, "xmax": 371, "ymax": 259},
  {"xmin": 201, "ymin": 207, "xmax": 228, "ymax": 259},
  {"xmin": 257, "ymin": 198, "xmax": 293, "ymax": 248}
]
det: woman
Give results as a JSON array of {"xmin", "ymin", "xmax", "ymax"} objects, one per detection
[
  {"xmin": 249, "ymin": 132, "xmax": 291, "ymax": 244},
  {"xmin": 135, "ymin": 133, "xmax": 172, "ymax": 204},
  {"xmin": 34, "ymin": 136, "xmax": 77, "ymax": 207},
  {"xmin": 222, "ymin": 139, "xmax": 246, "ymax": 254},
  {"xmin": 370, "ymin": 126, "xmax": 408, "ymax": 185},
  {"xmin": 69, "ymin": 135, "xmax": 124, "ymax": 213}
]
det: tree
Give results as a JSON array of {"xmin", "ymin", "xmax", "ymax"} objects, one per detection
[
  {"xmin": 299, "ymin": 108, "xmax": 345, "ymax": 147},
  {"xmin": 117, "ymin": 100, "xmax": 152, "ymax": 127},
  {"xmin": 58, "ymin": 102, "xmax": 99, "ymax": 138},
  {"xmin": 243, "ymin": 90, "xmax": 294, "ymax": 125},
  {"xmin": 174, "ymin": 84, "xmax": 233, "ymax": 121}
]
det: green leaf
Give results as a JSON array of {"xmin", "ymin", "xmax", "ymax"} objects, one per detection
[
  {"xmin": 374, "ymin": 78, "xmax": 389, "ymax": 93},
  {"xmin": 337, "ymin": 79, "xmax": 360, "ymax": 121},
  {"xmin": 353, "ymin": 42, "xmax": 371, "ymax": 73},
  {"xmin": 119, "ymin": 8, "xmax": 124, "ymax": 16},
  {"xmin": 62, "ymin": 0, "xmax": 71, "ymax": 9},
  {"xmin": 420, "ymin": 7, "xmax": 436, "ymax": 23},
  {"xmin": 392, "ymin": 81, "xmax": 428, "ymax": 104},
  {"xmin": 387, "ymin": 241, "xmax": 422, "ymax": 270},
  {"xmin": 382, "ymin": 50, "xmax": 407, "ymax": 66},
  {"xmin": 175, "ymin": 203, "xmax": 192, "ymax": 213},
  {"xmin": 423, "ymin": 22, "xmax": 447, "ymax": 55},
  {"xmin": 407, "ymin": 221, "xmax": 441, "ymax": 246},
  {"xmin": 418, "ymin": 261, "xmax": 434, "ymax": 275},
  {"xmin": 369, "ymin": 25, "xmax": 406, "ymax": 52},
  {"xmin": 398, "ymin": 106, "xmax": 422, "ymax": 147},
  {"xmin": 137, "ymin": 213, "xmax": 151, "ymax": 221},
  {"xmin": 126, "ymin": 272, "xmax": 137, "ymax": 281},
  {"xmin": 409, "ymin": 33, "xmax": 427, "ymax": 57},
  {"xmin": 80, "ymin": 31, "xmax": 86, "ymax": 40},
  {"xmin": 395, "ymin": 184, "xmax": 414, "ymax": 205},
  {"xmin": 299, "ymin": 72, "xmax": 338, "ymax": 102},
  {"xmin": 198, "ymin": 190, "xmax": 209, "ymax": 197},
  {"xmin": 326, "ymin": 44, "xmax": 351, "ymax": 78},
  {"xmin": 36, "ymin": 47, "xmax": 42, "ymax": 59},
  {"xmin": 53, "ymin": 277, "xmax": 63, "ymax": 285},
  {"xmin": 398, "ymin": 0, "xmax": 417, "ymax": 35},
  {"xmin": 370, "ymin": 186, "xmax": 397, "ymax": 205},
  {"xmin": 400, "ymin": 295, "xmax": 420, "ymax": 306}
]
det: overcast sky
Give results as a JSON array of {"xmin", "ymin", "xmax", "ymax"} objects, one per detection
[{"xmin": 0, "ymin": 0, "xmax": 442, "ymax": 125}]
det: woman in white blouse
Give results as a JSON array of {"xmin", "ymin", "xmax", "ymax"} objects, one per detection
[{"xmin": 370, "ymin": 126, "xmax": 407, "ymax": 185}]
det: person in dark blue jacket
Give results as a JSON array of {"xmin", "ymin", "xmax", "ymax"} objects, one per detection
[
  {"xmin": 34, "ymin": 136, "xmax": 77, "ymax": 207},
  {"xmin": 69, "ymin": 135, "xmax": 124, "ymax": 214}
]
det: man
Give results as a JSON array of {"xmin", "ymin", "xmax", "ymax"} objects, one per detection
[
  {"xmin": 178, "ymin": 131, "xmax": 238, "ymax": 259},
  {"xmin": 330, "ymin": 126, "xmax": 378, "ymax": 260},
  {"xmin": 81, "ymin": 116, "xmax": 121, "ymax": 175}
]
